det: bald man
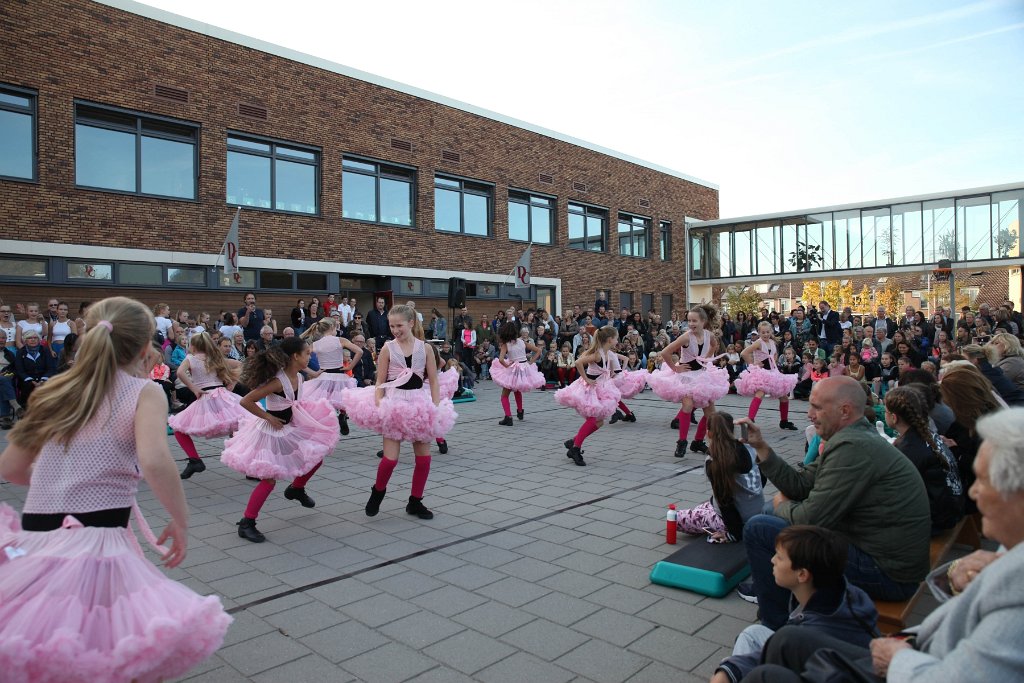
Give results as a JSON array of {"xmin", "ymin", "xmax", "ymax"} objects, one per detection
[{"xmin": 737, "ymin": 376, "xmax": 931, "ymax": 630}]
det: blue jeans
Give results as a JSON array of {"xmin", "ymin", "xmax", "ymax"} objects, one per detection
[
  {"xmin": 0, "ymin": 375, "xmax": 16, "ymax": 416},
  {"xmin": 743, "ymin": 514, "xmax": 919, "ymax": 630}
]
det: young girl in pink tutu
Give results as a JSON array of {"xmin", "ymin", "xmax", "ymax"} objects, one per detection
[
  {"xmin": 301, "ymin": 318, "xmax": 362, "ymax": 435},
  {"xmin": 736, "ymin": 321, "xmax": 799, "ymax": 430},
  {"xmin": 169, "ymin": 331, "xmax": 246, "ymax": 479},
  {"xmin": 491, "ymin": 320, "xmax": 544, "ymax": 426},
  {"xmin": 608, "ymin": 350, "xmax": 647, "ymax": 424},
  {"xmin": 341, "ymin": 305, "xmax": 456, "ymax": 520},
  {"xmin": 0, "ymin": 296, "xmax": 231, "ymax": 682},
  {"xmin": 223, "ymin": 337, "xmax": 340, "ymax": 543},
  {"xmin": 647, "ymin": 303, "xmax": 730, "ymax": 458},
  {"xmin": 555, "ymin": 326, "xmax": 622, "ymax": 466}
]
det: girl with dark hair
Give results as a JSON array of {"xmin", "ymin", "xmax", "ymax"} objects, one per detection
[
  {"xmin": 555, "ymin": 326, "xmax": 622, "ymax": 466},
  {"xmin": 490, "ymin": 320, "xmax": 544, "ymax": 426},
  {"xmin": 647, "ymin": 304, "xmax": 730, "ymax": 458},
  {"xmin": 674, "ymin": 412, "xmax": 764, "ymax": 541},
  {"xmin": 222, "ymin": 337, "xmax": 340, "ymax": 543},
  {"xmin": 884, "ymin": 386, "xmax": 964, "ymax": 533},
  {"xmin": 168, "ymin": 332, "xmax": 246, "ymax": 479},
  {"xmin": 608, "ymin": 348, "xmax": 648, "ymax": 424}
]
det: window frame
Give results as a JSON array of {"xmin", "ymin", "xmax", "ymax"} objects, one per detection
[
  {"xmin": 507, "ymin": 188, "xmax": 555, "ymax": 245},
  {"xmin": 567, "ymin": 202, "xmax": 608, "ymax": 252},
  {"xmin": 617, "ymin": 211, "xmax": 652, "ymax": 259},
  {"xmin": 660, "ymin": 220, "xmax": 672, "ymax": 261},
  {"xmin": 73, "ymin": 100, "xmax": 199, "ymax": 200},
  {"xmin": 342, "ymin": 154, "xmax": 417, "ymax": 227},
  {"xmin": 433, "ymin": 173, "xmax": 494, "ymax": 237},
  {"xmin": 226, "ymin": 131, "xmax": 321, "ymax": 216},
  {"xmin": 0, "ymin": 83, "xmax": 37, "ymax": 183}
]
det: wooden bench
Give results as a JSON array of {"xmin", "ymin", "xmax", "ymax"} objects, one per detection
[{"xmin": 874, "ymin": 515, "xmax": 981, "ymax": 634}]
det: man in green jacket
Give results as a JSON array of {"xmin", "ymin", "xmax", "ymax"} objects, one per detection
[{"xmin": 737, "ymin": 376, "xmax": 931, "ymax": 629}]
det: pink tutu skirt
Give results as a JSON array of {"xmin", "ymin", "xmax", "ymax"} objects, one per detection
[
  {"xmin": 340, "ymin": 386, "xmax": 457, "ymax": 442},
  {"xmin": 167, "ymin": 387, "xmax": 246, "ymax": 438},
  {"xmin": 0, "ymin": 505, "xmax": 230, "ymax": 683},
  {"xmin": 554, "ymin": 378, "xmax": 621, "ymax": 421},
  {"xmin": 301, "ymin": 372, "xmax": 358, "ymax": 410},
  {"xmin": 438, "ymin": 367, "xmax": 460, "ymax": 400},
  {"xmin": 221, "ymin": 399, "xmax": 339, "ymax": 480},
  {"xmin": 646, "ymin": 364, "xmax": 730, "ymax": 407},
  {"xmin": 613, "ymin": 370, "xmax": 648, "ymax": 399},
  {"xmin": 734, "ymin": 366, "xmax": 799, "ymax": 399},
  {"xmin": 490, "ymin": 359, "xmax": 545, "ymax": 392}
]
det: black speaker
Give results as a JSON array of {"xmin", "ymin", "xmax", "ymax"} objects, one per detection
[{"xmin": 448, "ymin": 277, "xmax": 467, "ymax": 308}]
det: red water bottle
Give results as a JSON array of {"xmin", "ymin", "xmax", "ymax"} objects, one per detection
[{"xmin": 666, "ymin": 504, "xmax": 677, "ymax": 545}]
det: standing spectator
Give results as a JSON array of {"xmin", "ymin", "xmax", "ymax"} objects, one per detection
[
  {"xmin": 0, "ymin": 304, "xmax": 16, "ymax": 352},
  {"xmin": 307, "ymin": 296, "xmax": 323, "ymax": 330},
  {"xmin": 237, "ymin": 292, "xmax": 265, "ymax": 342},
  {"xmin": 429, "ymin": 308, "xmax": 447, "ymax": 340},
  {"xmin": 322, "ymin": 293, "xmax": 338, "ymax": 318},
  {"xmin": 219, "ymin": 313, "xmax": 243, "ymax": 349},
  {"xmin": 262, "ymin": 309, "xmax": 278, "ymax": 336},
  {"xmin": 0, "ymin": 333, "xmax": 20, "ymax": 428},
  {"xmin": 290, "ymin": 298, "xmax": 308, "ymax": 334},
  {"xmin": 47, "ymin": 302, "xmax": 74, "ymax": 359},
  {"xmin": 338, "ymin": 296, "xmax": 354, "ymax": 328},
  {"xmin": 458, "ymin": 318, "xmax": 477, "ymax": 373},
  {"xmin": 154, "ymin": 303, "xmax": 174, "ymax": 344},
  {"xmin": 15, "ymin": 302, "xmax": 47, "ymax": 350},
  {"xmin": 594, "ymin": 290, "xmax": 609, "ymax": 316},
  {"xmin": 815, "ymin": 300, "xmax": 842, "ymax": 354},
  {"xmin": 366, "ymin": 297, "xmax": 391, "ymax": 349}
]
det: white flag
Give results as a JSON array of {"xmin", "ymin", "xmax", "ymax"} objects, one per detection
[
  {"xmin": 513, "ymin": 244, "xmax": 531, "ymax": 289},
  {"xmin": 222, "ymin": 208, "xmax": 241, "ymax": 275}
]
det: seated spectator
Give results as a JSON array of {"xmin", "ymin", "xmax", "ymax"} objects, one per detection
[
  {"xmin": 148, "ymin": 342, "xmax": 174, "ymax": 410},
  {"xmin": 350, "ymin": 335, "xmax": 376, "ymax": 387},
  {"xmin": 540, "ymin": 350, "xmax": 559, "ymax": 388},
  {"xmin": 899, "ymin": 368, "xmax": 955, "ymax": 435},
  {"xmin": 986, "ymin": 332, "xmax": 1024, "ymax": 392},
  {"xmin": 165, "ymin": 333, "xmax": 188, "ymax": 378},
  {"xmin": 257, "ymin": 325, "xmax": 276, "ymax": 351},
  {"xmin": 738, "ymin": 377, "xmax": 930, "ymax": 630},
  {"xmin": 219, "ymin": 313, "xmax": 243, "ymax": 348},
  {"xmin": 711, "ymin": 525, "xmax": 878, "ymax": 683},
  {"xmin": 883, "ymin": 386, "xmax": 965, "ymax": 534},
  {"xmin": 556, "ymin": 343, "xmax": 577, "ymax": 387},
  {"xmin": 939, "ymin": 364, "xmax": 1002, "ymax": 510},
  {"xmin": 792, "ymin": 351, "xmax": 815, "ymax": 400},
  {"xmin": 962, "ymin": 343, "xmax": 1024, "ymax": 405},
  {"xmin": 243, "ymin": 340, "xmax": 260, "ymax": 359},
  {"xmin": 675, "ymin": 412, "xmax": 764, "ymax": 542},
  {"xmin": 474, "ymin": 339, "xmax": 496, "ymax": 380},
  {"xmin": 13, "ymin": 329, "xmax": 54, "ymax": 406},
  {"xmin": 742, "ymin": 407, "xmax": 1024, "ymax": 683},
  {"xmin": 0, "ymin": 333, "xmax": 21, "ymax": 428}
]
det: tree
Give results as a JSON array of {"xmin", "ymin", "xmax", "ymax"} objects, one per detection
[
  {"xmin": 800, "ymin": 281, "xmax": 823, "ymax": 307},
  {"xmin": 822, "ymin": 280, "xmax": 842, "ymax": 309},
  {"xmin": 838, "ymin": 281, "xmax": 855, "ymax": 310},
  {"xmin": 879, "ymin": 227, "xmax": 900, "ymax": 266},
  {"xmin": 875, "ymin": 281, "xmax": 905, "ymax": 314},
  {"xmin": 936, "ymin": 231, "xmax": 956, "ymax": 260},
  {"xmin": 996, "ymin": 228, "xmax": 1019, "ymax": 258},
  {"xmin": 787, "ymin": 242, "xmax": 823, "ymax": 273},
  {"xmin": 722, "ymin": 287, "xmax": 764, "ymax": 316},
  {"xmin": 852, "ymin": 285, "xmax": 872, "ymax": 312}
]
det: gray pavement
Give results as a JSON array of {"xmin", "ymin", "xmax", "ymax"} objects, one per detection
[{"xmin": 0, "ymin": 383, "xmax": 945, "ymax": 682}]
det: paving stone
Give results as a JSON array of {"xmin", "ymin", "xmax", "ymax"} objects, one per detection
[
  {"xmin": 451, "ymin": 600, "xmax": 538, "ymax": 637},
  {"xmin": 695, "ymin": 613, "xmax": 754, "ymax": 648},
  {"xmin": 521, "ymin": 592, "xmax": 603, "ymax": 626},
  {"xmin": 500, "ymin": 618, "xmax": 591, "ymax": 661},
  {"xmin": 378, "ymin": 609, "xmax": 466, "ymax": 649},
  {"xmin": 217, "ymin": 631, "xmax": 312, "ymax": 676},
  {"xmin": 341, "ymin": 642, "xmax": 438, "ymax": 683},
  {"xmin": 300, "ymin": 620, "xmax": 389, "ymax": 663},
  {"xmin": 585, "ymin": 583, "xmax": 662, "ymax": 614},
  {"xmin": 368, "ymin": 569, "xmax": 447, "ymax": 599},
  {"xmin": 304, "ymin": 577, "xmax": 381, "ymax": 608},
  {"xmin": 251, "ymin": 654, "xmax": 355, "ymax": 683},
  {"xmin": 627, "ymin": 625, "xmax": 721, "ymax": 670},
  {"xmin": 572, "ymin": 608, "xmax": 657, "ymax": 647},
  {"xmin": 263, "ymin": 600, "xmax": 348, "ymax": 638},
  {"xmin": 341, "ymin": 592, "xmax": 422, "ymax": 628},
  {"xmin": 554, "ymin": 639, "xmax": 651, "ymax": 683},
  {"xmin": 436, "ymin": 563, "xmax": 507, "ymax": 590},
  {"xmin": 539, "ymin": 569, "xmax": 612, "ymax": 598},
  {"xmin": 636, "ymin": 599, "xmax": 719, "ymax": 634},
  {"xmin": 424, "ymin": 630, "xmax": 518, "ymax": 675},
  {"xmin": 476, "ymin": 651, "xmax": 575, "ymax": 683},
  {"xmin": 498, "ymin": 556, "xmax": 565, "ymax": 582},
  {"xmin": 476, "ymin": 576, "xmax": 553, "ymax": 607},
  {"xmin": 411, "ymin": 585, "xmax": 489, "ymax": 617}
]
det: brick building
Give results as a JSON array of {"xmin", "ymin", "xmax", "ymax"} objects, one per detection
[{"xmin": 0, "ymin": 0, "xmax": 718, "ymax": 325}]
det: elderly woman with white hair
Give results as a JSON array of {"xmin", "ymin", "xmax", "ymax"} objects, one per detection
[
  {"xmin": 986, "ymin": 332, "xmax": 1024, "ymax": 392},
  {"xmin": 738, "ymin": 407, "xmax": 1024, "ymax": 682},
  {"xmin": 13, "ymin": 329, "xmax": 54, "ymax": 407}
]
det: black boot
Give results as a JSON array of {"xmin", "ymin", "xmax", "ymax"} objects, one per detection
[
  {"xmin": 365, "ymin": 486, "xmax": 386, "ymax": 516},
  {"xmin": 180, "ymin": 458, "xmax": 206, "ymax": 479},
  {"xmin": 610, "ymin": 410, "xmax": 623, "ymax": 424},
  {"xmin": 690, "ymin": 439, "xmax": 708, "ymax": 454},
  {"xmin": 564, "ymin": 438, "xmax": 575, "ymax": 450},
  {"xmin": 623, "ymin": 412, "xmax": 637, "ymax": 423},
  {"xmin": 670, "ymin": 417, "xmax": 680, "ymax": 430},
  {"xmin": 567, "ymin": 445, "xmax": 586, "ymax": 466},
  {"xmin": 338, "ymin": 412, "xmax": 350, "ymax": 436},
  {"xmin": 498, "ymin": 416, "xmax": 513, "ymax": 426},
  {"xmin": 284, "ymin": 485, "xmax": 316, "ymax": 508},
  {"xmin": 237, "ymin": 517, "xmax": 265, "ymax": 543},
  {"xmin": 779, "ymin": 420, "xmax": 798, "ymax": 431},
  {"xmin": 376, "ymin": 450, "xmax": 384, "ymax": 458},
  {"xmin": 674, "ymin": 439, "xmax": 688, "ymax": 458},
  {"xmin": 406, "ymin": 496, "xmax": 434, "ymax": 520},
  {"xmin": 691, "ymin": 413, "xmax": 698, "ymax": 424},
  {"xmin": 516, "ymin": 409, "xmax": 525, "ymax": 420}
]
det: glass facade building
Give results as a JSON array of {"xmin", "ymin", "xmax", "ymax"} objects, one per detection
[{"xmin": 689, "ymin": 184, "xmax": 1023, "ymax": 282}]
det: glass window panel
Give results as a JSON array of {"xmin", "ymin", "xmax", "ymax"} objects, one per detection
[
  {"xmin": 508, "ymin": 201, "xmax": 529, "ymax": 242},
  {"xmin": 636, "ymin": 231, "xmax": 647, "ymax": 258},
  {"xmin": 166, "ymin": 267, "xmax": 205, "ymax": 285},
  {"xmin": 141, "ymin": 136, "xmax": 194, "ymax": 199},
  {"xmin": 275, "ymin": 158, "xmax": 316, "ymax": 213},
  {"xmin": 260, "ymin": 271, "xmax": 293, "ymax": 289},
  {"xmin": 463, "ymin": 193, "xmax": 488, "ymax": 236},
  {"xmin": 992, "ymin": 190, "xmax": 1022, "ymax": 258},
  {"xmin": 77, "ymin": 107, "xmax": 136, "ymax": 129},
  {"xmin": 276, "ymin": 147, "xmax": 315, "ymax": 161},
  {"xmin": 835, "ymin": 210, "xmax": 858, "ymax": 269},
  {"xmin": 434, "ymin": 187, "xmax": 461, "ymax": 232},
  {"xmin": 586, "ymin": 215, "xmax": 604, "ymax": 251},
  {"xmin": 755, "ymin": 224, "xmax": 776, "ymax": 274},
  {"xmin": 892, "ymin": 203, "xmax": 922, "ymax": 266},
  {"xmin": 379, "ymin": 177, "xmax": 412, "ymax": 226},
  {"xmin": 660, "ymin": 221, "xmax": 671, "ymax": 262},
  {"xmin": 0, "ymin": 258, "xmax": 46, "ymax": 278},
  {"xmin": 228, "ymin": 137, "xmax": 270, "ymax": 152},
  {"xmin": 733, "ymin": 229, "xmax": 751, "ymax": 277},
  {"xmin": 860, "ymin": 210, "xmax": 876, "ymax": 268},
  {"xmin": 141, "ymin": 119, "xmax": 195, "ymax": 140},
  {"xmin": 812, "ymin": 213, "xmax": 832, "ymax": 271},
  {"xmin": 568, "ymin": 213, "xmax": 585, "ymax": 249},
  {"xmin": 957, "ymin": 196, "xmax": 991, "ymax": 261},
  {"xmin": 220, "ymin": 268, "xmax": 255, "ymax": 287},
  {"xmin": 0, "ymin": 92, "xmax": 31, "ymax": 107},
  {"xmin": 782, "ymin": 221, "xmax": 798, "ymax": 273},
  {"xmin": 434, "ymin": 176, "xmax": 459, "ymax": 188},
  {"xmin": 342, "ymin": 158, "xmax": 375, "ymax": 172},
  {"xmin": 923, "ymin": 199, "xmax": 955, "ymax": 261},
  {"xmin": 690, "ymin": 232, "xmax": 704, "ymax": 276},
  {"xmin": 118, "ymin": 263, "xmax": 162, "ymax": 285},
  {"xmin": 227, "ymin": 151, "xmax": 271, "ymax": 208},
  {"xmin": 399, "ymin": 279, "xmax": 422, "ymax": 295},
  {"xmin": 530, "ymin": 196, "xmax": 551, "ymax": 207},
  {"xmin": 0, "ymin": 110, "xmax": 32, "ymax": 179},
  {"xmin": 342, "ymin": 170, "xmax": 377, "ymax": 221},
  {"xmin": 531, "ymin": 205, "xmax": 552, "ymax": 244},
  {"xmin": 863, "ymin": 208, "xmax": 890, "ymax": 268},
  {"xmin": 76, "ymin": 124, "xmax": 135, "ymax": 191},
  {"xmin": 67, "ymin": 262, "xmax": 113, "ymax": 280},
  {"xmin": 619, "ymin": 235, "xmax": 632, "ymax": 256},
  {"xmin": 297, "ymin": 273, "xmax": 327, "ymax": 290}
]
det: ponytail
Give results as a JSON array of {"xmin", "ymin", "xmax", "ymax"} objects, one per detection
[
  {"xmin": 242, "ymin": 336, "xmax": 307, "ymax": 387},
  {"xmin": 301, "ymin": 317, "xmax": 336, "ymax": 342}
]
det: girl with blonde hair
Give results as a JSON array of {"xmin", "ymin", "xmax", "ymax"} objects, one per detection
[
  {"xmin": 735, "ymin": 321, "xmax": 799, "ymax": 431},
  {"xmin": 490, "ymin": 320, "xmax": 544, "ymax": 426},
  {"xmin": 555, "ymin": 325, "xmax": 622, "ymax": 466},
  {"xmin": 0, "ymin": 297, "xmax": 230, "ymax": 681}
]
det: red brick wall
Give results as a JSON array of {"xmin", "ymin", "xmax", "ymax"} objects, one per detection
[{"xmin": 0, "ymin": 0, "xmax": 718, "ymax": 316}]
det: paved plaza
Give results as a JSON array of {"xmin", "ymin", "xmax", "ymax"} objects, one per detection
[{"xmin": 0, "ymin": 384, "xmax": 943, "ymax": 682}]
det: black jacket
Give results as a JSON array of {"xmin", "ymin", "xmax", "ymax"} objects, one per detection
[
  {"xmin": 290, "ymin": 306, "xmax": 308, "ymax": 328},
  {"xmin": 978, "ymin": 359, "xmax": 1024, "ymax": 405},
  {"xmin": 352, "ymin": 352, "xmax": 376, "ymax": 386},
  {"xmin": 14, "ymin": 346, "xmax": 54, "ymax": 382},
  {"xmin": 817, "ymin": 309, "xmax": 843, "ymax": 344},
  {"xmin": 894, "ymin": 430, "xmax": 964, "ymax": 532}
]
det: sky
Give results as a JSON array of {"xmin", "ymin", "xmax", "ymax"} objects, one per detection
[{"xmin": 136, "ymin": 0, "xmax": 1024, "ymax": 219}]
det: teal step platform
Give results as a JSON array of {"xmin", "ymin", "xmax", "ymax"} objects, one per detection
[
  {"xmin": 452, "ymin": 390, "xmax": 476, "ymax": 404},
  {"xmin": 649, "ymin": 539, "xmax": 750, "ymax": 598}
]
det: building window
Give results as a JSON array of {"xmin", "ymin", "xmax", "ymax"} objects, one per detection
[
  {"xmin": 536, "ymin": 287, "xmax": 555, "ymax": 315},
  {"xmin": 75, "ymin": 102, "xmax": 197, "ymax": 199},
  {"xmin": 477, "ymin": 283, "xmax": 498, "ymax": 297},
  {"xmin": 259, "ymin": 270, "xmax": 294, "ymax": 289},
  {"xmin": 220, "ymin": 268, "xmax": 256, "ymax": 287},
  {"xmin": 399, "ymin": 278, "xmax": 423, "ymax": 295},
  {"xmin": 342, "ymin": 156, "xmax": 414, "ymax": 226},
  {"xmin": 0, "ymin": 257, "xmax": 46, "ymax": 279},
  {"xmin": 660, "ymin": 220, "xmax": 671, "ymax": 261},
  {"xmin": 508, "ymin": 190, "xmax": 553, "ymax": 244},
  {"xmin": 296, "ymin": 273, "xmax": 327, "ymax": 291},
  {"xmin": 568, "ymin": 202, "xmax": 607, "ymax": 252},
  {"xmin": 434, "ymin": 175, "xmax": 492, "ymax": 236},
  {"xmin": 618, "ymin": 212, "xmax": 651, "ymax": 258},
  {"xmin": 227, "ymin": 134, "xmax": 319, "ymax": 214},
  {"xmin": 0, "ymin": 85, "xmax": 36, "ymax": 181},
  {"xmin": 661, "ymin": 294, "xmax": 673, "ymax": 320},
  {"xmin": 166, "ymin": 267, "xmax": 206, "ymax": 285},
  {"xmin": 67, "ymin": 262, "xmax": 113, "ymax": 281},
  {"xmin": 118, "ymin": 263, "xmax": 163, "ymax": 286},
  {"xmin": 620, "ymin": 291, "xmax": 633, "ymax": 312}
]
